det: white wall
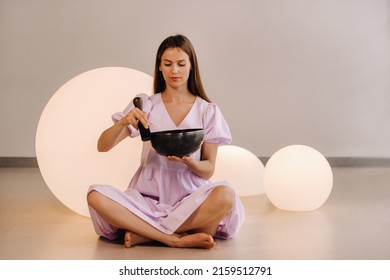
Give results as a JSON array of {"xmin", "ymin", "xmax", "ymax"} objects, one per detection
[{"xmin": 1, "ymin": 0, "xmax": 389, "ymax": 157}]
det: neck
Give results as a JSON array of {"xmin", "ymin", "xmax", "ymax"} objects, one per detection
[{"xmin": 162, "ymin": 87, "xmax": 194, "ymax": 103}]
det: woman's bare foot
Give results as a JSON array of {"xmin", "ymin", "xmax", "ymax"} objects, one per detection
[
  {"xmin": 124, "ymin": 231, "xmax": 215, "ymax": 249},
  {"xmin": 174, "ymin": 232, "xmax": 215, "ymax": 249},
  {"xmin": 124, "ymin": 231, "xmax": 153, "ymax": 248}
]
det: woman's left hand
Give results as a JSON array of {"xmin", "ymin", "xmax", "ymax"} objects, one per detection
[
  {"xmin": 166, "ymin": 155, "xmax": 193, "ymax": 165},
  {"xmin": 166, "ymin": 143, "xmax": 218, "ymax": 180}
]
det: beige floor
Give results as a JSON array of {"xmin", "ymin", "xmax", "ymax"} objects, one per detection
[{"xmin": 0, "ymin": 167, "xmax": 389, "ymax": 260}]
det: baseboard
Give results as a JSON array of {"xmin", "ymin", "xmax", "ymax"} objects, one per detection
[
  {"xmin": 326, "ymin": 157, "xmax": 390, "ymax": 167},
  {"xmin": 1, "ymin": 157, "xmax": 390, "ymax": 168},
  {"xmin": 0, "ymin": 157, "xmax": 38, "ymax": 167},
  {"xmin": 258, "ymin": 157, "xmax": 390, "ymax": 167}
]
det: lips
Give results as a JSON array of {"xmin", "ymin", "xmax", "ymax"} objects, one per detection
[{"xmin": 170, "ymin": 77, "xmax": 180, "ymax": 81}]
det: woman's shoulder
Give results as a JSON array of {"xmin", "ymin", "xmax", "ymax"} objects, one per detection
[
  {"xmin": 149, "ymin": 93, "xmax": 163, "ymax": 104},
  {"xmin": 196, "ymin": 96, "xmax": 218, "ymax": 115},
  {"xmin": 197, "ymin": 96, "xmax": 215, "ymax": 107}
]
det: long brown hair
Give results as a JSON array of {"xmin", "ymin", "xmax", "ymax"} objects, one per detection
[{"xmin": 153, "ymin": 35, "xmax": 211, "ymax": 102}]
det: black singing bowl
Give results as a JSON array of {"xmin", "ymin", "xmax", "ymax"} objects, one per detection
[
  {"xmin": 149, "ymin": 128, "xmax": 204, "ymax": 157},
  {"xmin": 133, "ymin": 97, "xmax": 204, "ymax": 157}
]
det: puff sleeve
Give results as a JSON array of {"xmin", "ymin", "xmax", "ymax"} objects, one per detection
[{"xmin": 202, "ymin": 103, "xmax": 232, "ymax": 145}]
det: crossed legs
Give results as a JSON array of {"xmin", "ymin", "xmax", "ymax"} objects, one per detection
[{"xmin": 87, "ymin": 186, "xmax": 235, "ymax": 249}]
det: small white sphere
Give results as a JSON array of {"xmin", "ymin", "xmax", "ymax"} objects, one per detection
[
  {"xmin": 263, "ymin": 145, "xmax": 333, "ymax": 211},
  {"xmin": 212, "ymin": 145, "xmax": 264, "ymax": 196}
]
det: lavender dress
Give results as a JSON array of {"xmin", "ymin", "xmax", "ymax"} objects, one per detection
[{"xmin": 88, "ymin": 93, "xmax": 245, "ymax": 240}]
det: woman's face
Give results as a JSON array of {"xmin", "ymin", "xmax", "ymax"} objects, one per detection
[{"xmin": 160, "ymin": 47, "xmax": 191, "ymax": 90}]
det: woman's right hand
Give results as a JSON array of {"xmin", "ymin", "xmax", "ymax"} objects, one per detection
[
  {"xmin": 119, "ymin": 108, "xmax": 149, "ymax": 129},
  {"xmin": 98, "ymin": 108, "xmax": 148, "ymax": 152}
]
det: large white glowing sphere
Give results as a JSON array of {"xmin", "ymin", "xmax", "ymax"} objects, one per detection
[
  {"xmin": 263, "ymin": 145, "xmax": 333, "ymax": 211},
  {"xmin": 36, "ymin": 67, "xmax": 153, "ymax": 217},
  {"xmin": 212, "ymin": 145, "xmax": 264, "ymax": 196}
]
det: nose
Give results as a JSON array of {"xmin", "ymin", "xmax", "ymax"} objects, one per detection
[{"xmin": 172, "ymin": 65, "xmax": 179, "ymax": 74}]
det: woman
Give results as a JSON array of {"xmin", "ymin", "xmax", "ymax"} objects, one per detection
[{"xmin": 87, "ymin": 35, "xmax": 244, "ymax": 249}]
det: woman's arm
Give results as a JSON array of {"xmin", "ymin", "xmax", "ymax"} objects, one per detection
[
  {"xmin": 97, "ymin": 108, "xmax": 148, "ymax": 152},
  {"xmin": 97, "ymin": 120, "xmax": 130, "ymax": 152},
  {"xmin": 167, "ymin": 142, "xmax": 218, "ymax": 180}
]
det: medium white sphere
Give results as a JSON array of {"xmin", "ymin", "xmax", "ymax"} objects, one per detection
[
  {"xmin": 212, "ymin": 145, "xmax": 264, "ymax": 196},
  {"xmin": 36, "ymin": 67, "xmax": 153, "ymax": 217},
  {"xmin": 263, "ymin": 145, "xmax": 333, "ymax": 211}
]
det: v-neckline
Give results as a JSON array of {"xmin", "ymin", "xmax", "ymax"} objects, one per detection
[{"xmin": 159, "ymin": 94, "xmax": 198, "ymax": 128}]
